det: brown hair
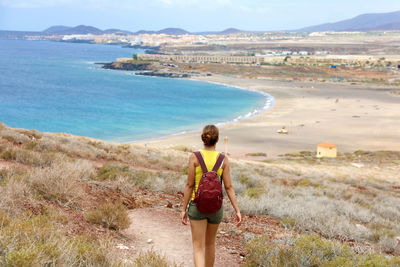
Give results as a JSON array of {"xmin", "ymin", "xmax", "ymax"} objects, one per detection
[{"xmin": 201, "ymin": 125, "xmax": 219, "ymax": 146}]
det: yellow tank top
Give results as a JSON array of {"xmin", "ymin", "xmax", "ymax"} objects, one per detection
[{"xmin": 191, "ymin": 150, "xmax": 224, "ymax": 201}]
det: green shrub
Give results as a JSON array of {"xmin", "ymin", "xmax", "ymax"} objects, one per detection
[
  {"xmin": 98, "ymin": 162, "xmax": 131, "ymax": 180},
  {"xmin": 182, "ymin": 166, "xmax": 189, "ymax": 175},
  {"xmin": 239, "ymin": 174, "xmax": 250, "ymax": 185},
  {"xmin": 245, "ymin": 234, "xmax": 400, "ymax": 267},
  {"xmin": 297, "ymin": 178, "xmax": 311, "ymax": 187},
  {"xmin": 171, "ymin": 145, "xmax": 192, "ymax": 152},
  {"xmin": 245, "ymin": 187, "xmax": 264, "ymax": 199},
  {"xmin": 0, "ymin": 148, "xmax": 17, "ymax": 161},
  {"xmin": 2, "ymin": 135, "xmax": 16, "ymax": 143},
  {"xmin": 246, "ymin": 152, "xmax": 267, "ymax": 157},
  {"xmin": 372, "ymin": 228, "xmax": 396, "ymax": 242},
  {"xmin": 86, "ymin": 202, "xmax": 130, "ymax": 231},
  {"xmin": 67, "ymin": 235, "xmax": 112, "ymax": 266},
  {"xmin": 0, "ymin": 213, "xmax": 115, "ymax": 266},
  {"xmin": 1, "ymin": 214, "xmax": 60, "ymax": 266},
  {"xmin": 280, "ymin": 217, "xmax": 296, "ymax": 228},
  {"xmin": 134, "ymin": 249, "xmax": 181, "ymax": 267},
  {"xmin": 0, "ymin": 209, "xmax": 9, "ymax": 226},
  {"xmin": 0, "ymin": 147, "xmax": 54, "ymax": 167}
]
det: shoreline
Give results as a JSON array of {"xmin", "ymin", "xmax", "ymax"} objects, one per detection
[
  {"xmin": 119, "ymin": 77, "xmax": 275, "ymax": 144},
  {"xmin": 135, "ymin": 74, "xmax": 400, "ymax": 159}
]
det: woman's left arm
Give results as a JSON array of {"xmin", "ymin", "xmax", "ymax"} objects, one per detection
[{"xmin": 181, "ymin": 153, "xmax": 196, "ymax": 225}]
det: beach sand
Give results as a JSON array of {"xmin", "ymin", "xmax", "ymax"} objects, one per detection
[{"xmin": 136, "ymin": 75, "xmax": 400, "ymax": 159}]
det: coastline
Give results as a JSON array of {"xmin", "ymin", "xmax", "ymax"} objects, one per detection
[
  {"xmin": 135, "ymin": 74, "xmax": 400, "ymax": 159},
  {"xmin": 120, "ymin": 84, "xmax": 274, "ymax": 144}
]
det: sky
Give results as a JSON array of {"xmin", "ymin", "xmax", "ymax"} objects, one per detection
[{"xmin": 1, "ymin": 0, "xmax": 400, "ymax": 32}]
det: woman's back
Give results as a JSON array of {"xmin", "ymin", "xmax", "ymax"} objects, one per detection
[{"xmin": 191, "ymin": 150, "xmax": 224, "ymax": 201}]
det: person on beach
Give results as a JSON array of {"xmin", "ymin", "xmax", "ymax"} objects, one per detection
[{"xmin": 181, "ymin": 124, "xmax": 242, "ymax": 267}]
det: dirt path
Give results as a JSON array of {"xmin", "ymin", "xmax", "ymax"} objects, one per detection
[{"xmin": 124, "ymin": 208, "xmax": 240, "ymax": 266}]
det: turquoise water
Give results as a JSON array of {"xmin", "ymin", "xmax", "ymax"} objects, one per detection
[{"xmin": 0, "ymin": 39, "xmax": 272, "ymax": 142}]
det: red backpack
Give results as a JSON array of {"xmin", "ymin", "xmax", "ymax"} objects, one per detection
[{"xmin": 193, "ymin": 151, "xmax": 225, "ymax": 214}]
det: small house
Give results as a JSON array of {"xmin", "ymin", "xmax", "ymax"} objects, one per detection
[{"xmin": 317, "ymin": 142, "xmax": 337, "ymax": 158}]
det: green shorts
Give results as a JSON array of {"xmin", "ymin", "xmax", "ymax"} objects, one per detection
[{"xmin": 187, "ymin": 201, "xmax": 223, "ymax": 224}]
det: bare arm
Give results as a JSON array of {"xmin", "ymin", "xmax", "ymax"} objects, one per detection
[
  {"xmin": 181, "ymin": 153, "xmax": 196, "ymax": 225},
  {"xmin": 222, "ymin": 156, "xmax": 242, "ymax": 226}
]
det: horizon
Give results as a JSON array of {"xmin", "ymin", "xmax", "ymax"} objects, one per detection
[{"xmin": 1, "ymin": 0, "xmax": 400, "ymax": 32}]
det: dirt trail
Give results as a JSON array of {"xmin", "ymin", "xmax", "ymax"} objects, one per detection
[{"xmin": 125, "ymin": 208, "xmax": 239, "ymax": 266}]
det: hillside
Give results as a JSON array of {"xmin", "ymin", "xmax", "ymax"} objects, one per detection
[
  {"xmin": 297, "ymin": 10, "xmax": 400, "ymax": 32},
  {"xmin": 1, "ymin": 122, "xmax": 400, "ymax": 265}
]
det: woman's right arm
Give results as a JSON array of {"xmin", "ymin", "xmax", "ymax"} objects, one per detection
[
  {"xmin": 222, "ymin": 156, "xmax": 242, "ymax": 227},
  {"xmin": 181, "ymin": 153, "xmax": 196, "ymax": 225}
]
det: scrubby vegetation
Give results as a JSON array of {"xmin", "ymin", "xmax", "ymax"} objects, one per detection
[
  {"xmin": 234, "ymin": 151, "xmax": 400, "ymax": 256},
  {"xmin": 0, "ymin": 123, "xmax": 187, "ymax": 265},
  {"xmin": 86, "ymin": 202, "xmax": 130, "ymax": 230},
  {"xmin": 1, "ymin": 122, "xmax": 400, "ymax": 265},
  {"xmin": 245, "ymin": 234, "xmax": 400, "ymax": 267},
  {"xmin": 134, "ymin": 250, "xmax": 181, "ymax": 267}
]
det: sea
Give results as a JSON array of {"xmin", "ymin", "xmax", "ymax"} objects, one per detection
[{"xmin": 0, "ymin": 39, "xmax": 274, "ymax": 142}]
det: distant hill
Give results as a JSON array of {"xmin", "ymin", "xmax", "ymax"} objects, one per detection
[
  {"xmin": 194, "ymin": 28, "xmax": 247, "ymax": 35},
  {"xmin": 43, "ymin": 25, "xmax": 72, "ymax": 33},
  {"xmin": 134, "ymin": 30, "xmax": 156, "ymax": 34},
  {"xmin": 1, "ymin": 25, "xmax": 252, "ymax": 38},
  {"xmin": 296, "ymin": 10, "xmax": 400, "ymax": 32},
  {"xmin": 218, "ymin": 28, "xmax": 244, "ymax": 34},
  {"xmin": 103, "ymin": 28, "xmax": 133, "ymax": 35},
  {"xmin": 58, "ymin": 25, "xmax": 104, "ymax": 35},
  {"xmin": 156, "ymin": 28, "xmax": 190, "ymax": 35}
]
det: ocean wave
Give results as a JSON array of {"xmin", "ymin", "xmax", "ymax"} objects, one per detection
[{"xmin": 188, "ymin": 78, "xmax": 276, "ymax": 125}]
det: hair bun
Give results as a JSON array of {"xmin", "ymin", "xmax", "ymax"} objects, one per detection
[{"xmin": 201, "ymin": 125, "xmax": 219, "ymax": 146}]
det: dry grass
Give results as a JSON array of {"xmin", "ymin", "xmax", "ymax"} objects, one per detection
[
  {"xmin": 28, "ymin": 160, "xmax": 94, "ymax": 207},
  {"xmin": 86, "ymin": 202, "xmax": 130, "ymax": 231},
  {"xmin": 0, "ymin": 168, "xmax": 31, "ymax": 216},
  {"xmin": 0, "ymin": 213, "xmax": 117, "ymax": 266},
  {"xmin": 1, "ymin": 122, "xmax": 400, "ymax": 263},
  {"xmin": 245, "ymin": 234, "xmax": 400, "ymax": 267},
  {"xmin": 231, "ymin": 158, "xmax": 400, "ymax": 253},
  {"xmin": 133, "ymin": 250, "xmax": 181, "ymax": 267}
]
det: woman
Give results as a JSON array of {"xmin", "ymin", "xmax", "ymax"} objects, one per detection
[{"xmin": 181, "ymin": 125, "xmax": 241, "ymax": 267}]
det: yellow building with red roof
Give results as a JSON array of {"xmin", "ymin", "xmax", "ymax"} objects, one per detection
[{"xmin": 317, "ymin": 142, "xmax": 337, "ymax": 158}]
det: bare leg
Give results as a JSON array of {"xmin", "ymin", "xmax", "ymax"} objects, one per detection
[
  {"xmin": 205, "ymin": 223, "xmax": 220, "ymax": 267},
  {"xmin": 190, "ymin": 219, "xmax": 208, "ymax": 267}
]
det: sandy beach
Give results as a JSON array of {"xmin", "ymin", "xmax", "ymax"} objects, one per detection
[{"xmin": 136, "ymin": 75, "xmax": 400, "ymax": 159}]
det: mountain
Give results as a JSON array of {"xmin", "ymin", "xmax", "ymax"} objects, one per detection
[
  {"xmin": 134, "ymin": 30, "xmax": 157, "ymax": 34},
  {"xmin": 156, "ymin": 28, "xmax": 190, "ymax": 35},
  {"xmin": 58, "ymin": 25, "xmax": 104, "ymax": 35},
  {"xmin": 296, "ymin": 10, "xmax": 400, "ymax": 32},
  {"xmin": 194, "ymin": 28, "xmax": 247, "ymax": 35},
  {"xmin": 103, "ymin": 28, "xmax": 133, "ymax": 35},
  {"xmin": 43, "ymin": 25, "xmax": 72, "ymax": 33},
  {"xmin": 1, "ymin": 25, "xmax": 251, "ymax": 38},
  {"xmin": 373, "ymin": 22, "xmax": 400, "ymax": 31},
  {"xmin": 218, "ymin": 28, "xmax": 244, "ymax": 34}
]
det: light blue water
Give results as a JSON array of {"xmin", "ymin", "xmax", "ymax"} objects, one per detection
[{"xmin": 0, "ymin": 39, "xmax": 272, "ymax": 142}]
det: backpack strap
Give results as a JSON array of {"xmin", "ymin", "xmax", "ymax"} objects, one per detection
[
  {"xmin": 194, "ymin": 151, "xmax": 225, "ymax": 174},
  {"xmin": 212, "ymin": 153, "xmax": 225, "ymax": 172},
  {"xmin": 194, "ymin": 151, "xmax": 208, "ymax": 174}
]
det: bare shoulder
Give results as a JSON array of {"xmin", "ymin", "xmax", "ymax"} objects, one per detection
[
  {"xmin": 189, "ymin": 153, "xmax": 196, "ymax": 161},
  {"xmin": 189, "ymin": 152, "xmax": 199, "ymax": 166}
]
